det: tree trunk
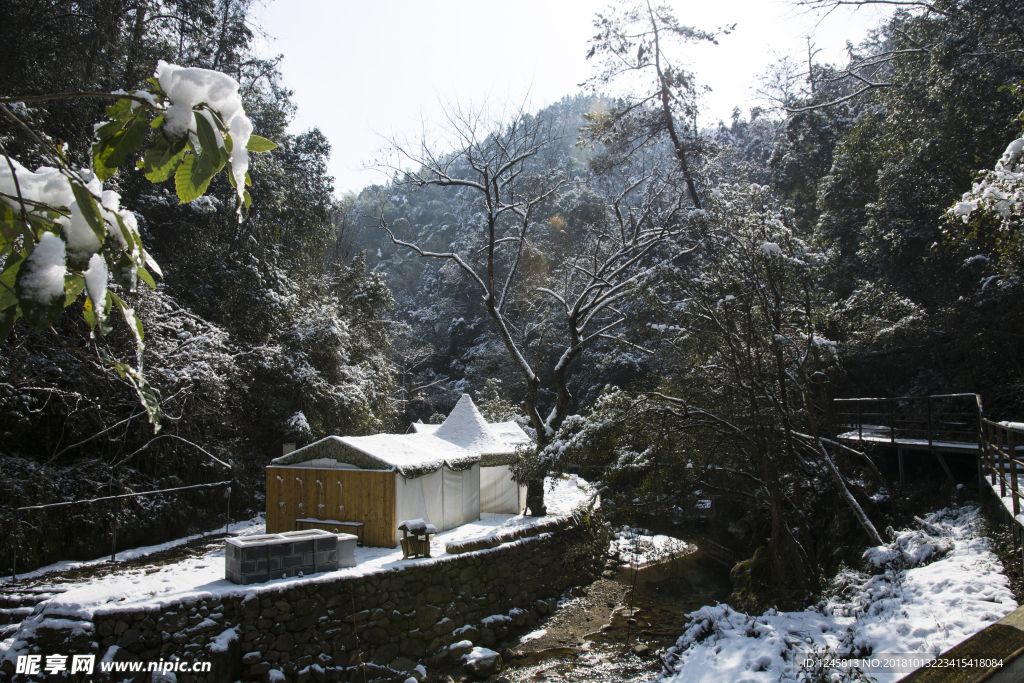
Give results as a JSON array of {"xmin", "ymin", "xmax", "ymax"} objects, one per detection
[{"xmin": 525, "ymin": 478, "xmax": 547, "ymax": 517}]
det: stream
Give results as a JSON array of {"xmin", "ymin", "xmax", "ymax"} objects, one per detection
[{"xmin": 505, "ymin": 550, "xmax": 733, "ymax": 683}]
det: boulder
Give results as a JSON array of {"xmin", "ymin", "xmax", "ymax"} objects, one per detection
[{"xmin": 462, "ymin": 648, "xmax": 503, "ymax": 678}]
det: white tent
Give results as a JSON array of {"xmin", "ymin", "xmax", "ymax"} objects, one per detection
[
  {"xmin": 409, "ymin": 396, "xmax": 530, "ymax": 514},
  {"xmin": 269, "ymin": 394, "xmax": 530, "ymax": 545}
]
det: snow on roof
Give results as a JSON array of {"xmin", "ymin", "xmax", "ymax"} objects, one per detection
[
  {"xmin": 270, "ymin": 395, "xmax": 533, "ymax": 477},
  {"xmin": 337, "ymin": 433, "xmax": 477, "ymax": 476},
  {"xmin": 409, "ymin": 423, "xmax": 439, "ymax": 435},
  {"xmin": 489, "ymin": 420, "xmax": 531, "ymax": 447},
  {"xmin": 434, "ymin": 394, "xmax": 507, "ymax": 454}
]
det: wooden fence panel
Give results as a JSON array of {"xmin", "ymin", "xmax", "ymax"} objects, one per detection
[{"xmin": 265, "ymin": 466, "xmax": 396, "ymax": 547}]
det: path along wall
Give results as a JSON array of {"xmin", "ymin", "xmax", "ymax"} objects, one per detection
[{"xmin": 0, "ymin": 516, "xmax": 608, "ymax": 683}]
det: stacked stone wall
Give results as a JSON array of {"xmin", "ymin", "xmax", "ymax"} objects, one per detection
[{"xmin": 1, "ymin": 516, "xmax": 609, "ymax": 683}]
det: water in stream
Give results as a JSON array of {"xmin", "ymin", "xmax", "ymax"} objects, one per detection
[{"xmin": 506, "ymin": 550, "xmax": 733, "ymax": 683}]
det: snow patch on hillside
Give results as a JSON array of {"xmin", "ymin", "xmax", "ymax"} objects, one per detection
[{"xmin": 662, "ymin": 506, "xmax": 1015, "ymax": 683}]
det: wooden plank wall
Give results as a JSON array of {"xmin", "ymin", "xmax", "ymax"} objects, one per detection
[{"xmin": 265, "ymin": 467, "xmax": 396, "ymax": 547}]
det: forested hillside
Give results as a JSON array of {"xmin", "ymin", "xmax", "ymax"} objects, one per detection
[{"xmin": 0, "ymin": 0, "xmax": 397, "ymax": 571}]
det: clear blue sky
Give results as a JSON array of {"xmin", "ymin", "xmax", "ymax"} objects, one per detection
[{"xmin": 254, "ymin": 0, "xmax": 890, "ymax": 196}]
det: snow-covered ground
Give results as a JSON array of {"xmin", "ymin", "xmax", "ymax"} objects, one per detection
[
  {"xmin": 3, "ymin": 476, "xmax": 594, "ymax": 624},
  {"xmin": 661, "ymin": 506, "xmax": 1016, "ymax": 683},
  {"xmin": 2, "ymin": 517, "xmax": 267, "ymax": 584},
  {"xmin": 610, "ymin": 527, "xmax": 690, "ymax": 567}
]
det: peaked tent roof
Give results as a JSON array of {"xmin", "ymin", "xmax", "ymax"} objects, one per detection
[
  {"xmin": 433, "ymin": 393, "xmax": 508, "ymax": 454},
  {"xmin": 271, "ymin": 394, "xmax": 532, "ymax": 477}
]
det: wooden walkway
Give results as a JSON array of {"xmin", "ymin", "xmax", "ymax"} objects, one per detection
[
  {"xmin": 836, "ymin": 426, "xmax": 981, "ymax": 453},
  {"xmin": 833, "ymin": 395, "xmax": 1024, "ymax": 533},
  {"xmin": 833, "ymin": 394, "xmax": 983, "ymax": 483}
]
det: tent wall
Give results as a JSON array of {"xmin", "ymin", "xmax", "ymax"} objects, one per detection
[
  {"xmin": 394, "ymin": 468, "xmax": 443, "ymax": 547},
  {"xmin": 441, "ymin": 464, "xmax": 480, "ymax": 532},
  {"xmin": 265, "ymin": 466, "xmax": 396, "ymax": 547},
  {"xmin": 480, "ymin": 465, "xmax": 525, "ymax": 514},
  {"xmin": 395, "ymin": 464, "xmax": 481, "ymax": 543}
]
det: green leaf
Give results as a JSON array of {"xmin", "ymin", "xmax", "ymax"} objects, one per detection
[
  {"xmin": 63, "ymin": 273, "xmax": 85, "ymax": 307},
  {"xmin": 70, "ymin": 182, "xmax": 107, "ymax": 243},
  {"xmin": 94, "ymin": 112, "xmax": 147, "ymax": 179},
  {"xmin": 112, "ymin": 212, "xmax": 137, "ymax": 253},
  {"xmin": 243, "ymin": 189, "xmax": 252, "ymax": 212},
  {"xmin": 246, "ymin": 135, "xmax": 278, "ymax": 152},
  {"xmin": 93, "ymin": 119, "xmax": 123, "ymax": 145},
  {"xmin": 83, "ymin": 290, "xmax": 112, "ymax": 336},
  {"xmin": 137, "ymin": 266, "xmax": 156, "ymax": 290},
  {"xmin": 0, "ymin": 305, "xmax": 19, "ymax": 343},
  {"xmin": 194, "ymin": 113, "xmax": 223, "ymax": 168},
  {"xmin": 110, "ymin": 291, "xmax": 144, "ymax": 349},
  {"xmin": 150, "ymin": 115, "xmax": 165, "ymax": 129},
  {"xmin": 109, "ymin": 252, "xmax": 136, "ymax": 293},
  {"xmin": 0, "ymin": 252, "xmax": 23, "ymax": 310},
  {"xmin": 108, "ymin": 357, "xmax": 162, "ymax": 432},
  {"xmin": 105, "ymin": 98, "xmax": 134, "ymax": 121},
  {"xmin": 174, "ymin": 153, "xmax": 216, "ymax": 203},
  {"xmin": 82, "ymin": 295, "xmax": 96, "ymax": 329},
  {"xmin": 142, "ymin": 134, "xmax": 187, "ymax": 183}
]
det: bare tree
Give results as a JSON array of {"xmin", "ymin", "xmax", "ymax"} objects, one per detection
[
  {"xmin": 582, "ymin": 0, "xmax": 731, "ymax": 208},
  {"xmin": 376, "ymin": 102, "xmax": 689, "ymax": 514},
  {"xmin": 776, "ymin": 0, "xmax": 1024, "ymax": 114}
]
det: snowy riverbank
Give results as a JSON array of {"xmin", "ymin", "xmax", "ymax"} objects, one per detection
[{"xmin": 661, "ymin": 506, "xmax": 1016, "ymax": 682}]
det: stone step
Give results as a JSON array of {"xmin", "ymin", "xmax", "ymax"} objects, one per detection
[{"xmin": 0, "ymin": 607, "xmax": 35, "ymax": 625}]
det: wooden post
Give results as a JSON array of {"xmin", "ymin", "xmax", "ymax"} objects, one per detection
[
  {"xmin": 987, "ymin": 423, "xmax": 995, "ymax": 489},
  {"xmin": 11, "ymin": 511, "xmax": 19, "ymax": 583},
  {"xmin": 978, "ymin": 456, "xmax": 984, "ymax": 495},
  {"xmin": 858, "ymin": 402, "xmax": 863, "ymax": 441},
  {"xmin": 978, "ymin": 419, "xmax": 986, "ymax": 497},
  {"xmin": 225, "ymin": 486, "xmax": 232, "ymax": 536},
  {"xmin": 898, "ymin": 449, "xmax": 905, "ymax": 486},
  {"xmin": 889, "ymin": 399, "xmax": 895, "ymax": 444},
  {"xmin": 998, "ymin": 428, "xmax": 1007, "ymax": 499},
  {"xmin": 927, "ymin": 396, "xmax": 933, "ymax": 451},
  {"xmin": 110, "ymin": 493, "xmax": 119, "ymax": 563},
  {"xmin": 1010, "ymin": 431, "xmax": 1019, "ymax": 521}
]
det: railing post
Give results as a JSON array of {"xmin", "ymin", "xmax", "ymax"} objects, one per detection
[
  {"xmin": 889, "ymin": 399, "xmax": 895, "ymax": 444},
  {"xmin": 858, "ymin": 402, "xmax": 863, "ymax": 441},
  {"xmin": 998, "ymin": 428, "xmax": 1007, "ymax": 499},
  {"xmin": 927, "ymin": 396, "xmax": 933, "ymax": 451},
  {"xmin": 1010, "ymin": 432, "xmax": 1019, "ymax": 529},
  {"xmin": 979, "ymin": 420, "xmax": 987, "ymax": 497},
  {"xmin": 987, "ymin": 421, "xmax": 995, "ymax": 485},
  {"xmin": 11, "ymin": 511, "xmax": 19, "ymax": 583},
  {"xmin": 978, "ymin": 403, "xmax": 986, "ymax": 496},
  {"xmin": 225, "ymin": 486, "xmax": 232, "ymax": 536}
]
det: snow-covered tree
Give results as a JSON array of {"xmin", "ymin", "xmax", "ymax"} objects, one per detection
[
  {"xmin": 376, "ymin": 102, "xmax": 689, "ymax": 514},
  {"xmin": 0, "ymin": 62, "xmax": 277, "ymax": 427}
]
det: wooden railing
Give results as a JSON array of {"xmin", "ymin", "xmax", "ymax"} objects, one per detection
[
  {"xmin": 979, "ymin": 419, "xmax": 1024, "ymax": 567},
  {"xmin": 832, "ymin": 393, "xmax": 983, "ymax": 447}
]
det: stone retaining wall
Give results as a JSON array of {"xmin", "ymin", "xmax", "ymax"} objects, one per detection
[{"xmin": 1, "ymin": 516, "xmax": 608, "ymax": 683}]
